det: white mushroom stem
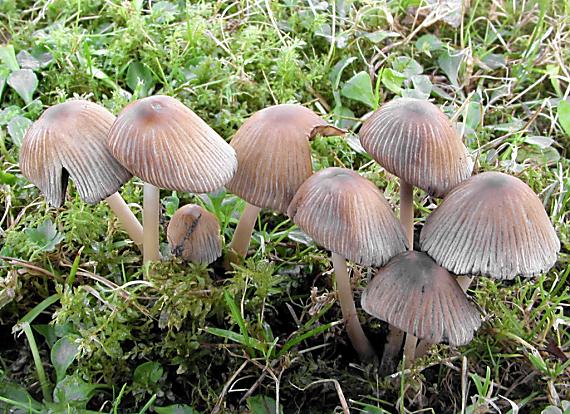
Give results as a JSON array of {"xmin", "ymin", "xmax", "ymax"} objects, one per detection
[
  {"xmin": 229, "ymin": 202, "xmax": 261, "ymax": 260},
  {"xmin": 143, "ymin": 182, "xmax": 161, "ymax": 263},
  {"xmin": 105, "ymin": 192, "xmax": 144, "ymax": 247},
  {"xmin": 415, "ymin": 275, "xmax": 474, "ymax": 358},
  {"xmin": 331, "ymin": 252, "xmax": 376, "ymax": 361},
  {"xmin": 381, "ymin": 179, "xmax": 416, "ymax": 371}
]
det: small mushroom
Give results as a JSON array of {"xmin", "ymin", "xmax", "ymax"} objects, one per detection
[
  {"xmin": 288, "ymin": 167, "xmax": 408, "ymax": 360},
  {"xmin": 362, "ymin": 251, "xmax": 481, "ymax": 352},
  {"xmin": 167, "ymin": 204, "xmax": 221, "ymax": 265},
  {"xmin": 227, "ymin": 104, "xmax": 344, "ymax": 261},
  {"xmin": 108, "ymin": 95, "xmax": 237, "ymax": 263},
  {"xmin": 420, "ymin": 171, "xmax": 560, "ymax": 279},
  {"xmin": 20, "ymin": 100, "xmax": 143, "ymax": 246}
]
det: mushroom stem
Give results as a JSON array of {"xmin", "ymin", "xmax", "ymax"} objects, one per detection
[
  {"xmin": 415, "ymin": 275, "xmax": 474, "ymax": 358},
  {"xmin": 380, "ymin": 179, "xmax": 416, "ymax": 371},
  {"xmin": 331, "ymin": 252, "xmax": 376, "ymax": 361},
  {"xmin": 143, "ymin": 182, "xmax": 161, "ymax": 263},
  {"xmin": 403, "ymin": 334, "xmax": 416, "ymax": 366},
  {"xmin": 379, "ymin": 328, "xmax": 405, "ymax": 375},
  {"xmin": 105, "ymin": 192, "xmax": 144, "ymax": 247},
  {"xmin": 400, "ymin": 180, "xmax": 414, "ymax": 247},
  {"xmin": 229, "ymin": 202, "xmax": 261, "ymax": 260}
]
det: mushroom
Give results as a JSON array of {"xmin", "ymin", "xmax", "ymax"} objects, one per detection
[
  {"xmin": 359, "ymin": 97, "xmax": 473, "ymax": 368},
  {"xmin": 227, "ymin": 104, "xmax": 344, "ymax": 261},
  {"xmin": 108, "ymin": 95, "xmax": 237, "ymax": 263},
  {"xmin": 287, "ymin": 167, "xmax": 408, "ymax": 360},
  {"xmin": 167, "ymin": 204, "xmax": 221, "ymax": 265},
  {"xmin": 420, "ymin": 171, "xmax": 560, "ymax": 279},
  {"xmin": 20, "ymin": 100, "xmax": 144, "ymax": 246},
  {"xmin": 362, "ymin": 251, "xmax": 481, "ymax": 355}
]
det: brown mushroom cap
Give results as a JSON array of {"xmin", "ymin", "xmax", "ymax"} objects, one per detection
[
  {"xmin": 167, "ymin": 204, "xmax": 221, "ymax": 264},
  {"xmin": 108, "ymin": 95, "xmax": 237, "ymax": 193},
  {"xmin": 359, "ymin": 98, "xmax": 472, "ymax": 197},
  {"xmin": 420, "ymin": 171, "xmax": 560, "ymax": 279},
  {"xmin": 227, "ymin": 104, "xmax": 344, "ymax": 214},
  {"xmin": 287, "ymin": 167, "xmax": 408, "ymax": 266},
  {"xmin": 20, "ymin": 100, "xmax": 132, "ymax": 207},
  {"xmin": 362, "ymin": 251, "xmax": 481, "ymax": 346}
]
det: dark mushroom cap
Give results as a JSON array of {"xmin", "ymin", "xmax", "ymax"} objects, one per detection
[
  {"xmin": 362, "ymin": 251, "xmax": 481, "ymax": 346},
  {"xmin": 420, "ymin": 171, "xmax": 560, "ymax": 279},
  {"xmin": 287, "ymin": 167, "xmax": 408, "ymax": 266},
  {"xmin": 20, "ymin": 100, "xmax": 132, "ymax": 207},
  {"xmin": 359, "ymin": 98, "xmax": 472, "ymax": 197},
  {"xmin": 227, "ymin": 104, "xmax": 344, "ymax": 214},
  {"xmin": 108, "ymin": 95, "xmax": 237, "ymax": 193},
  {"xmin": 167, "ymin": 204, "xmax": 221, "ymax": 264}
]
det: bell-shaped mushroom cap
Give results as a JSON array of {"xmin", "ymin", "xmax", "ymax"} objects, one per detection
[
  {"xmin": 420, "ymin": 172, "xmax": 560, "ymax": 280},
  {"xmin": 167, "ymin": 204, "xmax": 221, "ymax": 264},
  {"xmin": 19, "ymin": 100, "xmax": 132, "ymax": 207},
  {"xmin": 227, "ymin": 104, "xmax": 344, "ymax": 214},
  {"xmin": 359, "ymin": 98, "xmax": 472, "ymax": 197},
  {"xmin": 108, "ymin": 95, "xmax": 237, "ymax": 193},
  {"xmin": 287, "ymin": 167, "xmax": 408, "ymax": 266},
  {"xmin": 362, "ymin": 251, "xmax": 481, "ymax": 346}
]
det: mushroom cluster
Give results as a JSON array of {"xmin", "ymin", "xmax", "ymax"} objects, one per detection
[{"xmin": 19, "ymin": 95, "xmax": 560, "ymax": 374}]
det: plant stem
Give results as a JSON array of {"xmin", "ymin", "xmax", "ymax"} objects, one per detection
[
  {"xmin": 331, "ymin": 252, "xmax": 376, "ymax": 361},
  {"xmin": 380, "ymin": 179, "xmax": 415, "ymax": 372},
  {"xmin": 105, "ymin": 192, "xmax": 144, "ymax": 247},
  {"xmin": 22, "ymin": 323, "xmax": 52, "ymax": 403},
  {"xmin": 143, "ymin": 182, "xmax": 160, "ymax": 263},
  {"xmin": 228, "ymin": 202, "xmax": 261, "ymax": 261}
]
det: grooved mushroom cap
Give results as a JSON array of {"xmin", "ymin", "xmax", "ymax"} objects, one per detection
[
  {"xmin": 167, "ymin": 204, "xmax": 221, "ymax": 264},
  {"xmin": 20, "ymin": 100, "xmax": 132, "ymax": 207},
  {"xmin": 227, "ymin": 104, "xmax": 344, "ymax": 214},
  {"xmin": 420, "ymin": 171, "xmax": 560, "ymax": 279},
  {"xmin": 362, "ymin": 251, "xmax": 481, "ymax": 346},
  {"xmin": 359, "ymin": 98, "xmax": 473, "ymax": 197},
  {"xmin": 108, "ymin": 95, "xmax": 237, "ymax": 193},
  {"xmin": 287, "ymin": 167, "xmax": 408, "ymax": 266}
]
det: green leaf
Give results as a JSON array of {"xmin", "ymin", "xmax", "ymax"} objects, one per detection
[
  {"xmin": 363, "ymin": 31, "xmax": 400, "ymax": 44},
  {"xmin": 17, "ymin": 294, "xmax": 61, "ymax": 326},
  {"xmin": 7, "ymin": 69, "xmax": 38, "ymax": 104},
  {"xmin": 246, "ymin": 396, "xmax": 282, "ymax": 414},
  {"xmin": 341, "ymin": 71, "xmax": 376, "ymax": 108},
  {"xmin": 0, "ymin": 65, "xmax": 9, "ymax": 101},
  {"xmin": 0, "ymin": 105, "xmax": 23, "ymax": 125},
  {"xmin": 415, "ymin": 34, "xmax": 443, "ymax": 57},
  {"xmin": 51, "ymin": 335, "xmax": 79, "ymax": 382},
  {"xmin": 25, "ymin": 220, "xmax": 65, "ymax": 252},
  {"xmin": 7, "ymin": 115, "xmax": 32, "ymax": 147},
  {"xmin": 162, "ymin": 193, "xmax": 180, "ymax": 217},
  {"xmin": 134, "ymin": 361, "xmax": 164, "ymax": 385},
  {"xmin": 557, "ymin": 100, "xmax": 570, "ymax": 137},
  {"xmin": 126, "ymin": 62, "xmax": 155, "ymax": 97},
  {"xmin": 437, "ymin": 49, "xmax": 464, "ymax": 87},
  {"xmin": 381, "ymin": 68, "xmax": 406, "ymax": 94},
  {"xmin": 53, "ymin": 374, "xmax": 102, "ymax": 404},
  {"xmin": 155, "ymin": 405, "xmax": 200, "ymax": 414},
  {"xmin": 329, "ymin": 56, "xmax": 357, "ymax": 91},
  {"xmin": 0, "ymin": 45, "xmax": 19, "ymax": 71},
  {"xmin": 0, "ymin": 170, "xmax": 17, "ymax": 185},
  {"xmin": 0, "ymin": 383, "xmax": 43, "ymax": 411},
  {"xmin": 392, "ymin": 56, "xmax": 423, "ymax": 78}
]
